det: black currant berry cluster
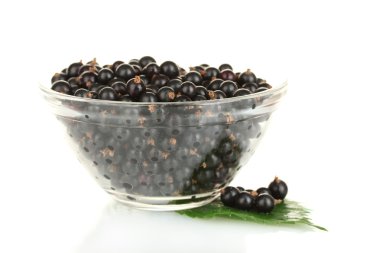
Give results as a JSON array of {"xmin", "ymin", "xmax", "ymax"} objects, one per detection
[
  {"xmin": 221, "ymin": 177, "xmax": 288, "ymax": 213},
  {"xmin": 50, "ymin": 56, "xmax": 271, "ymax": 102}
]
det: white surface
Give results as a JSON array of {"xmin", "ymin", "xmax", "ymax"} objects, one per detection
[{"xmin": 1, "ymin": 0, "xmax": 380, "ymax": 252}]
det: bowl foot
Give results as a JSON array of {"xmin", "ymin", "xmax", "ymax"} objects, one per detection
[{"xmin": 107, "ymin": 190, "xmax": 220, "ymax": 211}]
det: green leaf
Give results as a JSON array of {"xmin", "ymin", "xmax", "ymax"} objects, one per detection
[{"xmin": 176, "ymin": 200, "xmax": 327, "ymax": 231}]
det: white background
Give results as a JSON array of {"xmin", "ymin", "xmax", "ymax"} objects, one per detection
[{"xmin": 1, "ymin": 0, "xmax": 380, "ymax": 252}]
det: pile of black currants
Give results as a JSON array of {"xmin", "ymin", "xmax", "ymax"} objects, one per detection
[
  {"xmin": 221, "ymin": 177, "xmax": 288, "ymax": 213},
  {"xmin": 50, "ymin": 56, "xmax": 271, "ymax": 102}
]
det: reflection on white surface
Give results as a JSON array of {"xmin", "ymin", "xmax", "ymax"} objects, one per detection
[{"xmin": 75, "ymin": 201, "xmax": 308, "ymax": 253}]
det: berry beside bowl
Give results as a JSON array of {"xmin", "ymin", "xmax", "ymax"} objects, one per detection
[{"xmin": 40, "ymin": 57, "xmax": 287, "ymax": 211}]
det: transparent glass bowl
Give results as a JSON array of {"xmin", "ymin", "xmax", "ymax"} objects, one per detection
[{"xmin": 40, "ymin": 81, "xmax": 287, "ymax": 210}]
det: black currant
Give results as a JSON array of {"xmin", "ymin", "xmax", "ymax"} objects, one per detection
[
  {"xmin": 242, "ymin": 82, "xmax": 258, "ymax": 93},
  {"xmin": 195, "ymin": 86, "xmax": 208, "ymax": 97},
  {"xmin": 110, "ymin": 81, "xmax": 128, "ymax": 96},
  {"xmin": 237, "ymin": 69, "xmax": 257, "ymax": 85},
  {"xmin": 220, "ymin": 80, "xmax": 238, "ymax": 97},
  {"xmin": 233, "ymin": 88, "xmax": 251, "ymax": 97},
  {"xmin": 126, "ymin": 76, "xmax": 146, "ymax": 98},
  {"xmin": 174, "ymin": 95, "xmax": 191, "ymax": 102},
  {"xmin": 255, "ymin": 194, "xmax": 275, "ymax": 213},
  {"xmin": 208, "ymin": 90, "xmax": 226, "ymax": 100},
  {"xmin": 160, "ymin": 61, "xmax": 180, "ymax": 78},
  {"xmin": 98, "ymin": 68, "xmax": 114, "ymax": 84},
  {"xmin": 129, "ymin": 59, "xmax": 140, "ymax": 66},
  {"xmin": 256, "ymin": 187, "xmax": 271, "ymax": 195},
  {"xmin": 258, "ymin": 82, "xmax": 272, "ymax": 89},
  {"xmin": 157, "ymin": 86, "xmax": 176, "ymax": 102},
  {"xmin": 219, "ymin": 69, "xmax": 236, "ymax": 81},
  {"xmin": 51, "ymin": 80, "xmax": 71, "ymax": 94},
  {"xmin": 74, "ymin": 88, "xmax": 88, "ymax": 97},
  {"xmin": 220, "ymin": 186, "xmax": 240, "ymax": 207},
  {"xmin": 268, "ymin": 177, "xmax": 288, "ymax": 200},
  {"xmin": 193, "ymin": 95, "xmax": 207, "ymax": 101},
  {"xmin": 255, "ymin": 87, "xmax": 269, "ymax": 93},
  {"xmin": 67, "ymin": 61, "xmax": 83, "ymax": 78},
  {"xmin": 207, "ymin": 78, "xmax": 223, "ymax": 91},
  {"xmin": 183, "ymin": 71, "xmax": 203, "ymax": 85},
  {"xmin": 204, "ymin": 67, "xmax": 220, "ymax": 80},
  {"xmin": 115, "ymin": 63, "xmax": 136, "ymax": 81},
  {"xmin": 111, "ymin": 60, "xmax": 124, "ymax": 72},
  {"xmin": 236, "ymin": 186, "xmax": 245, "ymax": 191},
  {"xmin": 67, "ymin": 77, "xmax": 80, "ymax": 92},
  {"xmin": 167, "ymin": 79, "xmax": 182, "ymax": 93},
  {"xmin": 235, "ymin": 192, "xmax": 255, "ymax": 210},
  {"xmin": 79, "ymin": 71, "xmax": 98, "ymax": 89},
  {"xmin": 219, "ymin": 63, "xmax": 233, "ymax": 71},
  {"xmin": 51, "ymin": 72, "xmax": 67, "ymax": 83},
  {"xmin": 142, "ymin": 62, "xmax": 161, "ymax": 79},
  {"xmin": 119, "ymin": 94, "xmax": 133, "ymax": 102},
  {"xmin": 179, "ymin": 81, "xmax": 196, "ymax": 98},
  {"xmin": 139, "ymin": 56, "xmax": 156, "ymax": 68},
  {"xmin": 139, "ymin": 92, "xmax": 158, "ymax": 102},
  {"xmin": 151, "ymin": 74, "xmax": 170, "ymax": 88},
  {"xmin": 98, "ymin": 87, "xmax": 117, "ymax": 101}
]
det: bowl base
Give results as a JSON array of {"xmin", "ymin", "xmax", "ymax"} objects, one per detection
[{"xmin": 107, "ymin": 190, "xmax": 220, "ymax": 211}]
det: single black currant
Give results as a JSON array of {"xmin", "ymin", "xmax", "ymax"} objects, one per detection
[
  {"xmin": 142, "ymin": 62, "xmax": 161, "ymax": 79},
  {"xmin": 115, "ymin": 63, "xmax": 136, "ymax": 81},
  {"xmin": 242, "ymin": 82, "xmax": 258, "ymax": 93},
  {"xmin": 139, "ymin": 92, "xmax": 158, "ymax": 102},
  {"xmin": 268, "ymin": 177, "xmax": 288, "ymax": 200},
  {"xmin": 160, "ymin": 61, "xmax": 180, "ymax": 78},
  {"xmin": 258, "ymin": 82, "xmax": 272, "ymax": 89},
  {"xmin": 256, "ymin": 187, "xmax": 271, "ymax": 195},
  {"xmin": 139, "ymin": 56, "xmax": 156, "ymax": 68},
  {"xmin": 67, "ymin": 77, "xmax": 80, "ymax": 92},
  {"xmin": 218, "ymin": 69, "xmax": 236, "ymax": 81},
  {"xmin": 157, "ymin": 86, "xmax": 176, "ymax": 102},
  {"xmin": 204, "ymin": 67, "xmax": 220, "ymax": 80},
  {"xmin": 79, "ymin": 71, "xmax": 98, "ymax": 89},
  {"xmin": 52, "ymin": 80, "xmax": 71, "ymax": 94},
  {"xmin": 51, "ymin": 72, "xmax": 67, "ymax": 83},
  {"xmin": 151, "ymin": 74, "xmax": 170, "ymax": 88},
  {"xmin": 220, "ymin": 80, "xmax": 238, "ymax": 97},
  {"xmin": 74, "ymin": 88, "xmax": 88, "ymax": 97},
  {"xmin": 219, "ymin": 63, "xmax": 233, "ymax": 71},
  {"xmin": 193, "ymin": 95, "xmax": 207, "ymax": 101},
  {"xmin": 255, "ymin": 194, "xmax": 275, "ymax": 213},
  {"xmin": 126, "ymin": 76, "xmax": 146, "ymax": 98},
  {"xmin": 167, "ymin": 79, "xmax": 182, "ymax": 93},
  {"xmin": 98, "ymin": 68, "xmax": 114, "ymax": 84},
  {"xmin": 67, "ymin": 61, "xmax": 83, "ymax": 78},
  {"xmin": 183, "ymin": 71, "xmax": 203, "ymax": 85},
  {"xmin": 174, "ymin": 95, "xmax": 191, "ymax": 102},
  {"xmin": 207, "ymin": 78, "xmax": 223, "ymax": 91},
  {"xmin": 179, "ymin": 81, "xmax": 196, "ymax": 98},
  {"xmin": 220, "ymin": 186, "xmax": 240, "ymax": 207},
  {"xmin": 255, "ymin": 86, "xmax": 269, "ymax": 93},
  {"xmin": 237, "ymin": 69, "xmax": 257, "ymax": 85},
  {"xmin": 110, "ymin": 81, "xmax": 128, "ymax": 96},
  {"xmin": 111, "ymin": 60, "xmax": 124, "ymax": 72},
  {"xmin": 208, "ymin": 90, "xmax": 226, "ymax": 100},
  {"xmin": 235, "ymin": 192, "xmax": 255, "ymax": 210},
  {"xmin": 236, "ymin": 186, "xmax": 245, "ymax": 191},
  {"xmin": 98, "ymin": 87, "xmax": 118, "ymax": 101},
  {"xmin": 119, "ymin": 94, "xmax": 133, "ymax": 102},
  {"xmin": 195, "ymin": 86, "xmax": 208, "ymax": 97},
  {"xmin": 233, "ymin": 88, "xmax": 251, "ymax": 97}
]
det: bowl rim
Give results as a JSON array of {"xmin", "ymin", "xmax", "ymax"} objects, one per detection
[{"xmin": 39, "ymin": 80, "xmax": 288, "ymax": 107}]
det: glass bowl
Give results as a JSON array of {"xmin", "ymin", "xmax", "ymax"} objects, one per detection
[{"xmin": 40, "ymin": 80, "xmax": 287, "ymax": 210}]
